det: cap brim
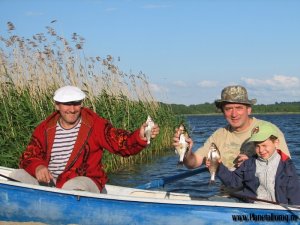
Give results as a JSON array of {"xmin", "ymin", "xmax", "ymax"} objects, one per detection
[{"xmin": 215, "ymin": 99, "xmax": 256, "ymax": 108}]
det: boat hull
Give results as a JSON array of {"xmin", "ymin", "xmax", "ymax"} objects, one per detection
[
  {"xmin": 1, "ymin": 182, "xmax": 299, "ymax": 225},
  {"xmin": 0, "ymin": 166, "xmax": 299, "ymax": 225}
]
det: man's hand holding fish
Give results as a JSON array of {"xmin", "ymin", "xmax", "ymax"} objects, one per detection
[
  {"xmin": 173, "ymin": 126, "xmax": 194, "ymax": 164},
  {"xmin": 140, "ymin": 116, "xmax": 160, "ymax": 144},
  {"xmin": 206, "ymin": 143, "xmax": 221, "ymax": 184}
]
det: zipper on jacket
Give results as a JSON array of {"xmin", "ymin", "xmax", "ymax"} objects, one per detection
[{"xmin": 64, "ymin": 128, "xmax": 93, "ymax": 172}]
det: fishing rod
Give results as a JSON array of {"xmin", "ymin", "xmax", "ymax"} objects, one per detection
[
  {"xmin": 229, "ymin": 192, "xmax": 300, "ymax": 209},
  {"xmin": 0, "ymin": 173, "xmax": 20, "ymax": 182},
  {"xmin": 0, "ymin": 173, "xmax": 55, "ymax": 187},
  {"xmin": 229, "ymin": 192, "xmax": 279, "ymax": 204}
]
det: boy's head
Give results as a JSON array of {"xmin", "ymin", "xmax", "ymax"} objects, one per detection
[{"xmin": 248, "ymin": 122, "xmax": 279, "ymax": 159}]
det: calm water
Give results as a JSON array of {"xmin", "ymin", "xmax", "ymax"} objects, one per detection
[{"xmin": 109, "ymin": 114, "xmax": 300, "ymax": 198}]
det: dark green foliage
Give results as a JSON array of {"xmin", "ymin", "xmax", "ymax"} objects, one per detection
[
  {"xmin": 0, "ymin": 86, "xmax": 54, "ymax": 168},
  {"xmin": 253, "ymin": 102, "xmax": 300, "ymax": 114}
]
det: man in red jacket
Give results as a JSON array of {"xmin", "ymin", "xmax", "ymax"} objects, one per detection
[{"xmin": 10, "ymin": 85, "xmax": 160, "ymax": 193}]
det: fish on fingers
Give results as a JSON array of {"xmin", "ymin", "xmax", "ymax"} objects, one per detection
[
  {"xmin": 175, "ymin": 124, "xmax": 189, "ymax": 166},
  {"xmin": 145, "ymin": 115, "xmax": 154, "ymax": 144}
]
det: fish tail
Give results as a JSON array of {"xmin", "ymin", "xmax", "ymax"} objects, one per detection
[
  {"xmin": 177, "ymin": 161, "xmax": 184, "ymax": 167},
  {"xmin": 209, "ymin": 180, "xmax": 216, "ymax": 185},
  {"xmin": 211, "ymin": 172, "xmax": 216, "ymax": 180},
  {"xmin": 209, "ymin": 172, "xmax": 216, "ymax": 185}
]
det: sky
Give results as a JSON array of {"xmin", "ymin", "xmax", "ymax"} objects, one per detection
[{"xmin": 1, "ymin": 0, "xmax": 300, "ymax": 105}]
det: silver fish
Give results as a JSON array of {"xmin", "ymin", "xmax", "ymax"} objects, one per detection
[
  {"xmin": 207, "ymin": 143, "xmax": 221, "ymax": 184},
  {"xmin": 175, "ymin": 124, "xmax": 189, "ymax": 166},
  {"xmin": 145, "ymin": 115, "xmax": 154, "ymax": 144}
]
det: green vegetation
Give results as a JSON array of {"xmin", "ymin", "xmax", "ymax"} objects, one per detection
[
  {"xmin": 0, "ymin": 22, "xmax": 179, "ymax": 171},
  {"xmin": 167, "ymin": 102, "xmax": 300, "ymax": 115},
  {"xmin": 253, "ymin": 102, "xmax": 300, "ymax": 114}
]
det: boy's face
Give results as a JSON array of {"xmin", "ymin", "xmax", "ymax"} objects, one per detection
[{"xmin": 255, "ymin": 138, "xmax": 279, "ymax": 159}]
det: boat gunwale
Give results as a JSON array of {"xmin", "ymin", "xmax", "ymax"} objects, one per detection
[{"xmin": 1, "ymin": 166, "xmax": 299, "ymax": 211}]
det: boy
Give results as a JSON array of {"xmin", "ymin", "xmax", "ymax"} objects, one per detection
[{"xmin": 216, "ymin": 121, "xmax": 300, "ymax": 205}]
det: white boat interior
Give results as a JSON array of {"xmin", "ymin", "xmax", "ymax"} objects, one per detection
[{"xmin": 1, "ymin": 166, "xmax": 299, "ymax": 211}]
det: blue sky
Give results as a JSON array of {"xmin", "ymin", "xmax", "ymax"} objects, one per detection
[{"xmin": 1, "ymin": 0, "xmax": 300, "ymax": 105}]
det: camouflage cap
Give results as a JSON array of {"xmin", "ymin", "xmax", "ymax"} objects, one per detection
[{"xmin": 215, "ymin": 85, "xmax": 257, "ymax": 109}]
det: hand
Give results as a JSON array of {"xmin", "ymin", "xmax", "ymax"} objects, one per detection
[
  {"xmin": 139, "ymin": 123, "xmax": 160, "ymax": 141},
  {"xmin": 235, "ymin": 154, "xmax": 248, "ymax": 167},
  {"xmin": 205, "ymin": 159, "xmax": 211, "ymax": 168},
  {"xmin": 172, "ymin": 127, "xmax": 180, "ymax": 147},
  {"xmin": 206, "ymin": 158, "xmax": 222, "ymax": 168},
  {"xmin": 172, "ymin": 128, "xmax": 194, "ymax": 151},
  {"xmin": 35, "ymin": 165, "xmax": 54, "ymax": 183}
]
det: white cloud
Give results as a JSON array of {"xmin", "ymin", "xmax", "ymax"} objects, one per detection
[
  {"xmin": 149, "ymin": 82, "xmax": 171, "ymax": 103},
  {"xmin": 241, "ymin": 75, "xmax": 300, "ymax": 104},
  {"xmin": 152, "ymin": 76, "xmax": 299, "ymax": 105},
  {"xmin": 272, "ymin": 75, "xmax": 300, "ymax": 87},
  {"xmin": 197, "ymin": 80, "xmax": 218, "ymax": 88},
  {"xmin": 242, "ymin": 75, "xmax": 300, "ymax": 89},
  {"xmin": 172, "ymin": 80, "xmax": 188, "ymax": 87},
  {"xmin": 149, "ymin": 83, "xmax": 169, "ymax": 93}
]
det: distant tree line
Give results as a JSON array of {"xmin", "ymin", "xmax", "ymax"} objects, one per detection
[{"xmin": 163, "ymin": 102, "xmax": 300, "ymax": 115}]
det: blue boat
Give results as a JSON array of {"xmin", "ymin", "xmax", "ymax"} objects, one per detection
[{"xmin": 0, "ymin": 166, "xmax": 299, "ymax": 225}]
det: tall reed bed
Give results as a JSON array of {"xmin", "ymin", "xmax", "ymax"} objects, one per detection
[{"xmin": 0, "ymin": 22, "xmax": 179, "ymax": 172}]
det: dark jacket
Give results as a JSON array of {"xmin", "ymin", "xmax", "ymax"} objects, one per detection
[{"xmin": 217, "ymin": 150, "xmax": 300, "ymax": 205}]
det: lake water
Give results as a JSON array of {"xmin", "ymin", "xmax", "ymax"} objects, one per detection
[{"xmin": 108, "ymin": 114, "xmax": 300, "ymax": 198}]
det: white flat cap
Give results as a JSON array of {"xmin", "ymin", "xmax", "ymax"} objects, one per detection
[{"xmin": 53, "ymin": 85, "xmax": 86, "ymax": 103}]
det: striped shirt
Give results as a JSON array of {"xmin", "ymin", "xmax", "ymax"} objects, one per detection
[{"xmin": 48, "ymin": 119, "xmax": 81, "ymax": 179}]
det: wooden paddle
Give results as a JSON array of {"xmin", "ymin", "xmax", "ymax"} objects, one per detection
[{"xmin": 136, "ymin": 167, "xmax": 207, "ymax": 189}]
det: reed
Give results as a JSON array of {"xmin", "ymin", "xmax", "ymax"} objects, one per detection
[{"xmin": 0, "ymin": 22, "xmax": 179, "ymax": 172}]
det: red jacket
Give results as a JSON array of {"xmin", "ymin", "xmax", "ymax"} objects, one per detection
[{"xmin": 19, "ymin": 107, "xmax": 148, "ymax": 191}]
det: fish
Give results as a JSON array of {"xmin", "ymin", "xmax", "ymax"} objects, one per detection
[
  {"xmin": 145, "ymin": 115, "xmax": 154, "ymax": 144},
  {"xmin": 207, "ymin": 143, "xmax": 221, "ymax": 184},
  {"xmin": 175, "ymin": 124, "xmax": 189, "ymax": 166}
]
